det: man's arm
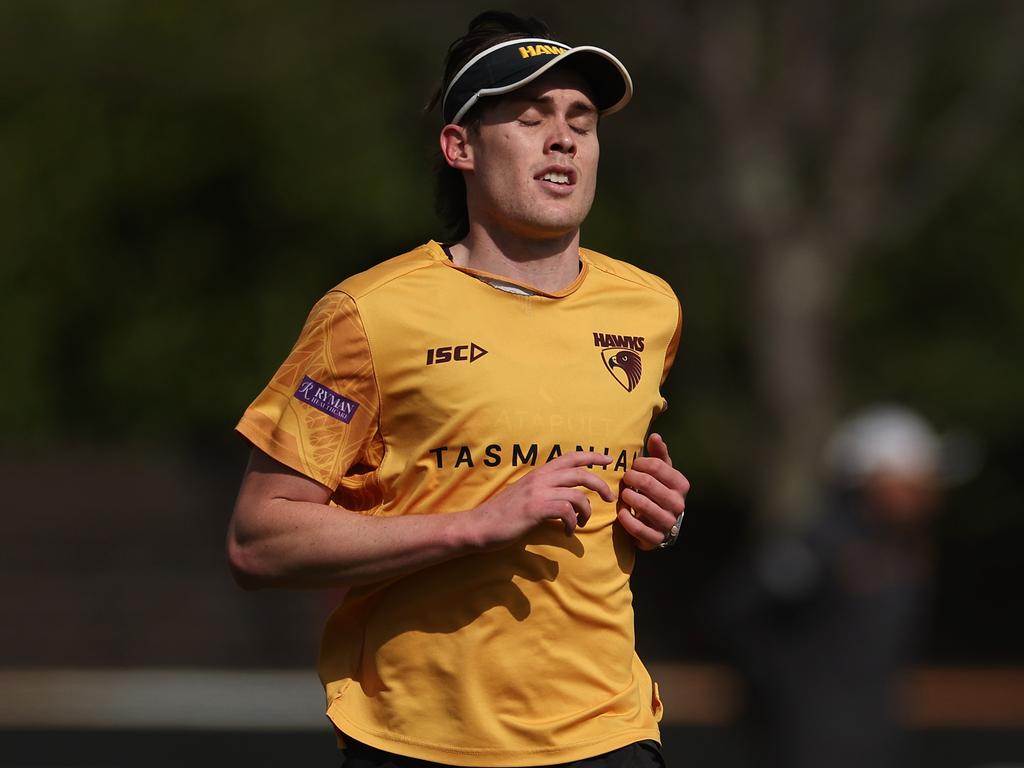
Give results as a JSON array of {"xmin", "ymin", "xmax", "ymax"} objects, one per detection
[{"xmin": 227, "ymin": 446, "xmax": 615, "ymax": 590}]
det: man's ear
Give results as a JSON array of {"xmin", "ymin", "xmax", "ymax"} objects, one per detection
[{"xmin": 440, "ymin": 124, "xmax": 473, "ymax": 171}]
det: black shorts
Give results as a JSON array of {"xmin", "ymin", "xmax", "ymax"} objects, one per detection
[{"xmin": 339, "ymin": 737, "xmax": 665, "ymax": 768}]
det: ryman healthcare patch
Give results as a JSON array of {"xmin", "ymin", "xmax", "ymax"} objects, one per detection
[{"xmin": 294, "ymin": 376, "xmax": 359, "ymax": 424}]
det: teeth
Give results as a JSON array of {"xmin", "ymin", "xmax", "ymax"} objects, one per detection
[{"xmin": 542, "ymin": 172, "xmax": 570, "ymax": 184}]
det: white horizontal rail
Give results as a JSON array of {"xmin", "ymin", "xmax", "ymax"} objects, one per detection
[{"xmin": 0, "ymin": 669, "xmax": 325, "ymax": 730}]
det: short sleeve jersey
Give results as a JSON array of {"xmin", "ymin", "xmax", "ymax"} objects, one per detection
[{"xmin": 237, "ymin": 241, "xmax": 682, "ymax": 766}]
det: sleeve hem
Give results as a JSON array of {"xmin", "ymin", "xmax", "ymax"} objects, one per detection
[{"xmin": 236, "ymin": 412, "xmax": 336, "ymax": 492}]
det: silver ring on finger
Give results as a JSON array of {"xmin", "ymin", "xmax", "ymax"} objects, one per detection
[{"xmin": 657, "ymin": 511, "xmax": 685, "ymax": 549}]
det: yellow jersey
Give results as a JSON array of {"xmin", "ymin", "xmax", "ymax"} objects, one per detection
[{"xmin": 237, "ymin": 240, "xmax": 682, "ymax": 766}]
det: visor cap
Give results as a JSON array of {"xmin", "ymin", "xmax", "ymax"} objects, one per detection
[{"xmin": 442, "ymin": 37, "xmax": 632, "ymax": 125}]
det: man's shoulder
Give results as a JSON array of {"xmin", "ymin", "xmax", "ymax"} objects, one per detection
[
  {"xmin": 581, "ymin": 247, "xmax": 677, "ymax": 302},
  {"xmin": 329, "ymin": 241, "xmax": 445, "ymax": 300}
]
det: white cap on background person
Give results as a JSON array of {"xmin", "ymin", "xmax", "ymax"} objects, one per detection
[{"xmin": 823, "ymin": 404, "xmax": 979, "ymax": 487}]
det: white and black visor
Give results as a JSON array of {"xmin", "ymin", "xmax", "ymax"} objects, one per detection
[{"xmin": 442, "ymin": 37, "xmax": 633, "ymax": 125}]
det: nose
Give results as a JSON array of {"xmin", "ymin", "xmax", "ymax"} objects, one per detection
[{"xmin": 546, "ymin": 122, "xmax": 576, "ymax": 157}]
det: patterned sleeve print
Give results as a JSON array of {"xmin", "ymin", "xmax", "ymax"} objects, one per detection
[{"xmin": 236, "ymin": 291, "xmax": 381, "ymax": 491}]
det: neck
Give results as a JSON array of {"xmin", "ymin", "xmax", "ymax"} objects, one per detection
[{"xmin": 449, "ymin": 223, "xmax": 581, "ymax": 294}]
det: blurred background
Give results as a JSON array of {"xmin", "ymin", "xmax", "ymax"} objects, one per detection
[{"xmin": 2, "ymin": 0, "xmax": 1023, "ymax": 766}]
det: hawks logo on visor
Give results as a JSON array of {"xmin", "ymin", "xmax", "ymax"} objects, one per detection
[{"xmin": 517, "ymin": 43, "xmax": 568, "ymax": 59}]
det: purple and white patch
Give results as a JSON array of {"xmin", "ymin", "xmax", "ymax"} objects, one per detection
[{"xmin": 294, "ymin": 376, "xmax": 359, "ymax": 424}]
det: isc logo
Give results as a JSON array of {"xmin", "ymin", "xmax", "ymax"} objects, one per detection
[{"xmin": 426, "ymin": 343, "xmax": 488, "ymax": 365}]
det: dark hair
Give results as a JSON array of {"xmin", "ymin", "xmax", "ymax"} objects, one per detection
[{"xmin": 426, "ymin": 11, "xmax": 554, "ymax": 241}]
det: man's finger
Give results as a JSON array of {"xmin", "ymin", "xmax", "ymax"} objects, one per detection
[
  {"xmin": 630, "ymin": 457, "xmax": 690, "ymax": 494},
  {"xmin": 646, "ymin": 433, "xmax": 672, "ymax": 468},
  {"xmin": 616, "ymin": 504, "xmax": 665, "ymax": 550},
  {"xmin": 552, "ymin": 499, "xmax": 577, "ymax": 536},
  {"xmin": 551, "ymin": 468, "xmax": 614, "ymax": 502},
  {"xmin": 558, "ymin": 488, "xmax": 592, "ymax": 527},
  {"xmin": 545, "ymin": 450, "xmax": 613, "ymax": 470},
  {"xmin": 620, "ymin": 487, "xmax": 678, "ymax": 531},
  {"xmin": 548, "ymin": 493, "xmax": 591, "ymax": 535},
  {"xmin": 622, "ymin": 467, "xmax": 686, "ymax": 514}
]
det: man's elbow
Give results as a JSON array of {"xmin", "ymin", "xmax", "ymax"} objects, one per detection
[{"xmin": 226, "ymin": 534, "xmax": 270, "ymax": 591}]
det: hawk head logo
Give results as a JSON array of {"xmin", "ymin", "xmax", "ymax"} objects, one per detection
[{"xmin": 601, "ymin": 348, "xmax": 642, "ymax": 392}]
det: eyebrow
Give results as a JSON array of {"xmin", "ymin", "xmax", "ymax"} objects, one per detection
[{"xmin": 524, "ymin": 94, "xmax": 598, "ymax": 115}]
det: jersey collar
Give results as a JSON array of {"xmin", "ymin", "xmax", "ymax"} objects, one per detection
[{"xmin": 426, "ymin": 240, "xmax": 588, "ymax": 299}]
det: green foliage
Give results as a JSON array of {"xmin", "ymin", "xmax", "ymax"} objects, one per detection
[
  {"xmin": 0, "ymin": 1, "xmax": 438, "ymax": 442},
  {"xmin": 843, "ymin": 119, "xmax": 1024, "ymax": 438}
]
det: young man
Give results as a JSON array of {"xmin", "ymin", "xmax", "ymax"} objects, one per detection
[{"xmin": 228, "ymin": 11, "xmax": 688, "ymax": 767}]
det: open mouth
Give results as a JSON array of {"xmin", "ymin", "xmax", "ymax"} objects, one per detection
[
  {"xmin": 541, "ymin": 171, "xmax": 571, "ymax": 184},
  {"xmin": 535, "ymin": 166, "xmax": 577, "ymax": 188}
]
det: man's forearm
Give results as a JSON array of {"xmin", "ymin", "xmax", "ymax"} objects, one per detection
[
  {"xmin": 227, "ymin": 499, "xmax": 485, "ymax": 590},
  {"xmin": 227, "ymin": 447, "xmax": 613, "ymax": 590}
]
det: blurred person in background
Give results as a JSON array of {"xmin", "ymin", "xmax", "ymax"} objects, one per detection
[
  {"xmin": 227, "ymin": 10, "xmax": 687, "ymax": 768},
  {"xmin": 711, "ymin": 404, "xmax": 972, "ymax": 768}
]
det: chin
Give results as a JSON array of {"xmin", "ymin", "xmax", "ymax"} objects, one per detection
[
  {"xmin": 518, "ymin": 220, "xmax": 584, "ymax": 240},
  {"xmin": 526, "ymin": 207, "xmax": 591, "ymax": 236},
  {"xmin": 481, "ymin": 199, "xmax": 592, "ymax": 241}
]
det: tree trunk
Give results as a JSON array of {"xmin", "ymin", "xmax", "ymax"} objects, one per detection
[{"xmin": 748, "ymin": 234, "xmax": 843, "ymax": 527}]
